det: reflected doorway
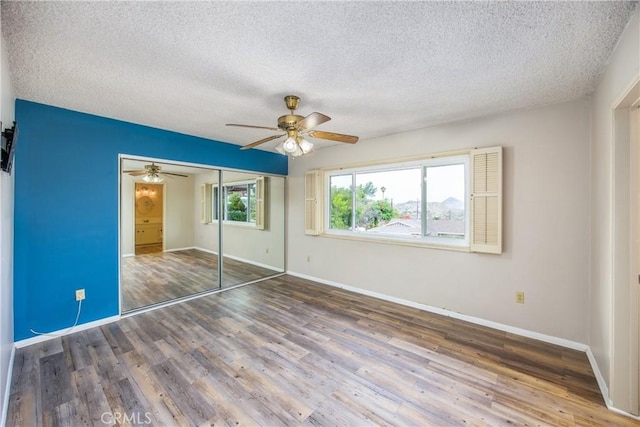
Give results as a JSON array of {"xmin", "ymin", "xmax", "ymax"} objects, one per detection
[{"xmin": 134, "ymin": 183, "xmax": 164, "ymax": 255}]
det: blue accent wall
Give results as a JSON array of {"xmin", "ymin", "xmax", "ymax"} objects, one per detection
[{"xmin": 13, "ymin": 100, "xmax": 287, "ymax": 340}]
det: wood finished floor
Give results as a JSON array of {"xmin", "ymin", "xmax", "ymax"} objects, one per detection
[
  {"xmin": 8, "ymin": 275, "xmax": 638, "ymax": 426},
  {"xmin": 135, "ymin": 244, "xmax": 163, "ymax": 256},
  {"xmin": 121, "ymin": 248, "xmax": 280, "ymax": 312}
]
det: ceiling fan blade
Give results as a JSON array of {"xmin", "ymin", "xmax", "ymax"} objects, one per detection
[
  {"xmin": 123, "ymin": 171, "xmax": 147, "ymax": 176},
  {"xmin": 240, "ymin": 134, "xmax": 285, "ymax": 150},
  {"xmin": 226, "ymin": 123, "xmax": 281, "ymax": 132},
  {"xmin": 297, "ymin": 112, "xmax": 331, "ymax": 130},
  {"xmin": 308, "ymin": 130, "xmax": 359, "ymax": 144},
  {"xmin": 161, "ymin": 172, "xmax": 188, "ymax": 178}
]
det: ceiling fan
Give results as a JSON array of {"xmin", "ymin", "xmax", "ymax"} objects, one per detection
[
  {"xmin": 123, "ymin": 163, "xmax": 188, "ymax": 183},
  {"xmin": 226, "ymin": 95, "xmax": 359, "ymax": 157}
]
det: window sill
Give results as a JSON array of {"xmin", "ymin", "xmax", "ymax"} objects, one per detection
[
  {"xmin": 320, "ymin": 231, "xmax": 471, "ymax": 252},
  {"xmin": 206, "ymin": 221, "xmax": 258, "ymax": 229}
]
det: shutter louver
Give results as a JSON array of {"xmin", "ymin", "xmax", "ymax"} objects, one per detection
[
  {"xmin": 255, "ymin": 176, "xmax": 266, "ymax": 230},
  {"xmin": 470, "ymin": 147, "xmax": 502, "ymax": 254},
  {"xmin": 200, "ymin": 184, "xmax": 210, "ymax": 223},
  {"xmin": 305, "ymin": 170, "xmax": 323, "ymax": 235}
]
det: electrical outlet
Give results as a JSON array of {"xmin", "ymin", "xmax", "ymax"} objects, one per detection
[
  {"xmin": 515, "ymin": 291, "xmax": 525, "ymax": 304},
  {"xmin": 75, "ymin": 289, "xmax": 85, "ymax": 301},
  {"xmin": 306, "ymin": 255, "xmax": 311, "ymax": 262},
  {"xmin": 265, "ymin": 248, "xmax": 269, "ymax": 254}
]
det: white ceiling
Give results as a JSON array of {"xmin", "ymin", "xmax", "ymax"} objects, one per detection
[{"xmin": 1, "ymin": 1, "xmax": 637, "ymax": 154}]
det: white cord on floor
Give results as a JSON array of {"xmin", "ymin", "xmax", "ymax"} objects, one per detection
[{"xmin": 29, "ymin": 299, "xmax": 83, "ymax": 337}]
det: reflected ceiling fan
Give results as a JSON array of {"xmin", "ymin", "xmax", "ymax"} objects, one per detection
[
  {"xmin": 226, "ymin": 95, "xmax": 359, "ymax": 157},
  {"xmin": 123, "ymin": 163, "xmax": 188, "ymax": 183}
]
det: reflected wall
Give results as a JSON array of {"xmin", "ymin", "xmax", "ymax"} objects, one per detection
[{"xmin": 193, "ymin": 171, "xmax": 285, "ymax": 288}]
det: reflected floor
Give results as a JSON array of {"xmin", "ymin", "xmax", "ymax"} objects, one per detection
[
  {"xmin": 135, "ymin": 244, "xmax": 163, "ymax": 255},
  {"xmin": 121, "ymin": 248, "xmax": 280, "ymax": 312}
]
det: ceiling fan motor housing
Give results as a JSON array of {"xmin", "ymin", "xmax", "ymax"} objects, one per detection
[
  {"xmin": 145, "ymin": 164, "xmax": 160, "ymax": 173},
  {"xmin": 278, "ymin": 114, "xmax": 304, "ymax": 130}
]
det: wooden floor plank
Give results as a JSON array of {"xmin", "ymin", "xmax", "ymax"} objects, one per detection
[
  {"xmin": 39, "ymin": 353, "xmax": 73, "ymax": 413},
  {"xmin": 121, "ymin": 248, "xmax": 281, "ymax": 312},
  {"xmin": 7, "ymin": 274, "xmax": 638, "ymax": 426}
]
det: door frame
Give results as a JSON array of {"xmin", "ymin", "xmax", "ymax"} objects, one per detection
[
  {"xmin": 611, "ymin": 76, "xmax": 640, "ymax": 415},
  {"xmin": 133, "ymin": 181, "xmax": 165, "ymax": 252}
]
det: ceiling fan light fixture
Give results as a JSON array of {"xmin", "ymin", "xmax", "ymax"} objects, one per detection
[
  {"xmin": 290, "ymin": 145, "xmax": 304, "ymax": 158},
  {"xmin": 282, "ymin": 136, "xmax": 298, "ymax": 153},
  {"xmin": 143, "ymin": 173, "xmax": 163, "ymax": 183},
  {"xmin": 298, "ymin": 138, "xmax": 313, "ymax": 154},
  {"xmin": 230, "ymin": 95, "xmax": 357, "ymax": 156}
]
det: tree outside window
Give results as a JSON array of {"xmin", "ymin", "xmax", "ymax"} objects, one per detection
[
  {"xmin": 327, "ymin": 162, "xmax": 466, "ymax": 240},
  {"xmin": 212, "ymin": 182, "xmax": 257, "ymax": 224}
]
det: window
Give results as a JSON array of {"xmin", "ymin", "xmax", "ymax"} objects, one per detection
[
  {"xmin": 326, "ymin": 156, "xmax": 467, "ymax": 245},
  {"xmin": 306, "ymin": 146, "xmax": 502, "ymax": 253},
  {"xmin": 213, "ymin": 182, "xmax": 256, "ymax": 223},
  {"xmin": 202, "ymin": 177, "xmax": 266, "ymax": 229}
]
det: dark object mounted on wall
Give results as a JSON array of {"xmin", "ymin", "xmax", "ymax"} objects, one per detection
[{"xmin": 1, "ymin": 121, "xmax": 18, "ymax": 174}]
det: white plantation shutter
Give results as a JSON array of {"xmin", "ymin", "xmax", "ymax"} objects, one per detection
[
  {"xmin": 470, "ymin": 146, "xmax": 502, "ymax": 254},
  {"xmin": 255, "ymin": 176, "xmax": 266, "ymax": 230},
  {"xmin": 305, "ymin": 169, "xmax": 323, "ymax": 235},
  {"xmin": 200, "ymin": 183, "xmax": 212, "ymax": 223}
]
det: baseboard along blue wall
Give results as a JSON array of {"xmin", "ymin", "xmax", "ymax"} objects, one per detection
[{"xmin": 13, "ymin": 100, "xmax": 287, "ymax": 340}]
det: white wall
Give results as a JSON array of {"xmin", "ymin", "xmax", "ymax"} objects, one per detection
[
  {"xmin": 590, "ymin": 6, "xmax": 640, "ymax": 412},
  {"xmin": 0, "ymin": 26, "xmax": 16, "ymax": 424},
  {"xmin": 193, "ymin": 171, "xmax": 286, "ymax": 271},
  {"xmin": 193, "ymin": 171, "xmax": 218, "ymax": 254},
  {"xmin": 164, "ymin": 174, "xmax": 195, "ymax": 250},
  {"xmin": 288, "ymin": 98, "xmax": 591, "ymax": 343}
]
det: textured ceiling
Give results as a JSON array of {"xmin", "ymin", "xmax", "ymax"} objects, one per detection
[{"xmin": 1, "ymin": 1, "xmax": 638, "ymax": 153}]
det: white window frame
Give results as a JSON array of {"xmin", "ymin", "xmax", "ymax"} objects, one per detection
[
  {"xmin": 323, "ymin": 156, "xmax": 469, "ymax": 249},
  {"xmin": 308, "ymin": 146, "xmax": 502, "ymax": 254},
  {"xmin": 203, "ymin": 178, "xmax": 264, "ymax": 229}
]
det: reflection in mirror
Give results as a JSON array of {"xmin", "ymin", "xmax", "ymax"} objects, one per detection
[
  {"xmin": 215, "ymin": 171, "xmax": 286, "ymax": 288},
  {"xmin": 120, "ymin": 157, "xmax": 285, "ymax": 313},
  {"xmin": 120, "ymin": 158, "xmax": 219, "ymax": 312}
]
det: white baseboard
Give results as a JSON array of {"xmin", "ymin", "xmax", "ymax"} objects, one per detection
[
  {"xmin": 164, "ymin": 246, "xmax": 196, "ymax": 253},
  {"xmin": 122, "ymin": 253, "xmax": 135, "ymax": 258},
  {"xmin": 287, "ymin": 271, "xmax": 587, "ymax": 351},
  {"xmin": 194, "ymin": 247, "xmax": 283, "ymax": 272},
  {"xmin": 586, "ymin": 347, "xmax": 612, "ymax": 407},
  {"xmin": 608, "ymin": 406, "xmax": 640, "ymax": 421},
  {"xmin": 132, "ymin": 246, "xmax": 282, "ymax": 273},
  {"xmin": 222, "ymin": 253, "xmax": 283, "ymax": 272},
  {"xmin": 1, "ymin": 345, "xmax": 15, "ymax": 427},
  {"xmin": 194, "ymin": 246, "xmax": 218, "ymax": 256},
  {"xmin": 7, "ymin": 270, "xmax": 639, "ymax": 421},
  {"xmin": 287, "ymin": 271, "xmax": 640, "ymax": 420},
  {"xmin": 14, "ymin": 315, "xmax": 120, "ymax": 348},
  {"xmin": 586, "ymin": 348, "xmax": 640, "ymax": 420}
]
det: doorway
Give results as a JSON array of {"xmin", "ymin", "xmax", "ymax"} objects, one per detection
[
  {"xmin": 134, "ymin": 183, "xmax": 164, "ymax": 255},
  {"xmin": 612, "ymin": 77, "xmax": 640, "ymax": 415},
  {"xmin": 634, "ymin": 104, "xmax": 640, "ymax": 413}
]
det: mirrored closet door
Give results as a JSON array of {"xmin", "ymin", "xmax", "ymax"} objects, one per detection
[
  {"xmin": 219, "ymin": 171, "xmax": 286, "ymax": 288},
  {"xmin": 120, "ymin": 157, "xmax": 285, "ymax": 313}
]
